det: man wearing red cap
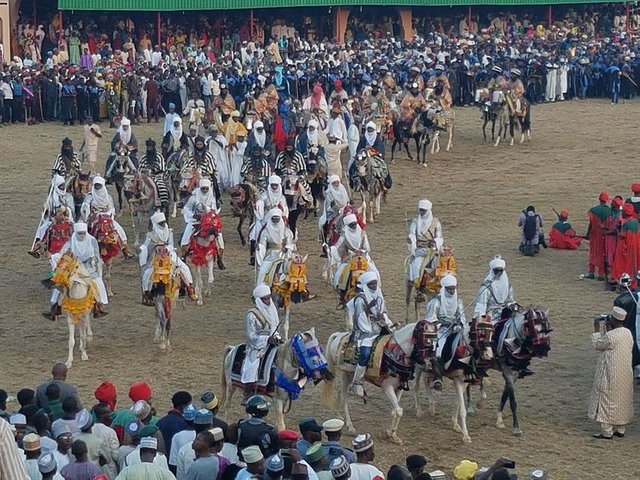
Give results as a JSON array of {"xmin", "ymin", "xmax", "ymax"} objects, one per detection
[
  {"xmin": 585, "ymin": 192, "xmax": 612, "ymax": 280},
  {"xmin": 611, "ymin": 203, "xmax": 640, "ymax": 289},
  {"xmin": 111, "ymin": 382, "xmax": 154, "ymax": 443},
  {"xmin": 625, "ymin": 182, "xmax": 640, "ymax": 217},
  {"xmin": 549, "ymin": 209, "xmax": 582, "ymax": 250},
  {"xmin": 94, "ymin": 381, "xmax": 117, "ymax": 411},
  {"xmin": 605, "ymin": 197, "xmax": 624, "ymax": 283}
]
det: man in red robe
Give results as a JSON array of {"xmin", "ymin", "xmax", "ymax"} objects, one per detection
[
  {"xmin": 605, "ymin": 196, "xmax": 624, "ymax": 280},
  {"xmin": 625, "ymin": 182, "xmax": 640, "ymax": 217},
  {"xmin": 586, "ymin": 192, "xmax": 612, "ymax": 280},
  {"xmin": 611, "ymin": 203, "xmax": 640, "ymax": 289},
  {"xmin": 549, "ymin": 209, "xmax": 582, "ymax": 250}
]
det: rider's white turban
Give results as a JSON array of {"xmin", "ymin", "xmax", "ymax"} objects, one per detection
[
  {"xmin": 120, "ymin": 117, "xmax": 131, "ymax": 126},
  {"xmin": 151, "ymin": 211, "xmax": 166, "ymax": 224},
  {"xmin": 269, "ymin": 175, "xmax": 282, "ymax": 185},
  {"xmin": 253, "ymin": 284, "xmax": 271, "ymax": 299},
  {"xmin": 418, "ymin": 199, "xmax": 432, "ymax": 211},
  {"xmin": 328, "ymin": 174, "xmax": 340, "ymax": 184},
  {"xmin": 358, "ymin": 271, "xmax": 378, "ymax": 288},
  {"xmin": 440, "ymin": 274, "xmax": 457, "ymax": 288},
  {"xmin": 199, "ymin": 178, "xmax": 212, "ymax": 189},
  {"xmin": 365, "ymin": 121, "xmax": 376, "ymax": 130},
  {"xmin": 74, "ymin": 222, "xmax": 88, "ymax": 233},
  {"xmin": 489, "ymin": 256, "xmax": 506, "ymax": 270},
  {"xmin": 343, "ymin": 213, "xmax": 357, "ymax": 225}
]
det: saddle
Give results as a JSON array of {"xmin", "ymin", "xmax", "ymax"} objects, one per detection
[
  {"xmin": 230, "ymin": 344, "xmax": 279, "ymax": 389},
  {"xmin": 339, "ymin": 334, "xmax": 391, "ymax": 379}
]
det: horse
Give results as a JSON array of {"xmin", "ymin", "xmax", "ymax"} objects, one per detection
[
  {"xmin": 50, "ymin": 252, "xmax": 97, "ymax": 368},
  {"xmin": 505, "ymin": 92, "xmax": 532, "ymax": 146},
  {"xmin": 478, "ymin": 89, "xmax": 507, "ymax": 145},
  {"xmin": 147, "ymin": 245, "xmax": 185, "ymax": 352},
  {"xmin": 105, "ymin": 146, "xmax": 136, "ymax": 212},
  {"xmin": 322, "ymin": 322, "xmax": 433, "ymax": 445},
  {"xmin": 305, "ymin": 152, "xmax": 328, "ymax": 219},
  {"xmin": 265, "ymin": 252, "xmax": 312, "ymax": 340},
  {"xmin": 405, "ymin": 245, "xmax": 457, "ymax": 322},
  {"xmin": 348, "ymin": 149, "xmax": 388, "ymax": 224},
  {"xmin": 390, "ymin": 112, "xmax": 423, "ymax": 163},
  {"xmin": 414, "ymin": 305, "xmax": 552, "ymax": 443},
  {"xmin": 425, "ymin": 104, "xmax": 455, "ymax": 155},
  {"xmin": 123, "ymin": 173, "xmax": 164, "ymax": 246},
  {"xmin": 221, "ymin": 327, "xmax": 334, "ymax": 430},
  {"xmin": 166, "ymin": 150, "xmax": 200, "ymax": 218},
  {"xmin": 66, "ymin": 172, "xmax": 93, "ymax": 220},
  {"xmin": 87, "ymin": 213, "xmax": 122, "ymax": 297},
  {"xmin": 322, "ymin": 204, "xmax": 367, "ymax": 286},
  {"xmin": 186, "ymin": 209, "xmax": 223, "ymax": 305},
  {"xmin": 282, "ymin": 173, "xmax": 310, "ymax": 239},
  {"xmin": 230, "ymin": 182, "xmax": 258, "ymax": 246}
]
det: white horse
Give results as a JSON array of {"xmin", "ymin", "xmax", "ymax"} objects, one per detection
[
  {"xmin": 322, "ymin": 323, "xmax": 427, "ymax": 445},
  {"xmin": 220, "ymin": 328, "xmax": 334, "ymax": 431},
  {"xmin": 426, "ymin": 105, "xmax": 455, "ymax": 155},
  {"xmin": 349, "ymin": 151, "xmax": 385, "ymax": 224},
  {"xmin": 51, "ymin": 254, "xmax": 96, "ymax": 368}
]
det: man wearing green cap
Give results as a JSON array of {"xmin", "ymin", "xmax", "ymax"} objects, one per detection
[{"xmin": 306, "ymin": 443, "xmax": 332, "ymax": 480}]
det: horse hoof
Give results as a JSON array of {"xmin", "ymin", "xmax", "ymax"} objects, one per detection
[
  {"xmin": 66, "ymin": 362, "xmax": 73, "ymax": 369},
  {"xmin": 86, "ymin": 336, "xmax": 93, "ymax": 344},
  {"xmin": 467, "ymin": 406, "xmax": 476, "ymax": 416},
  {"xmin": 197, "ymin": 299, "xmax": 203, "ymax": 306},
  {"xmin": 81, "ymin": 353, "xmax": 88, "ymax": 361},
  {"xmin": 346, "ymin": 426, "xmax": 357, "ymax": 435},
  {"xmin": 462, "ymin": 435, "xmax": 472, "ymax": 444},
  {"xmin": 513, "ymin": 428, "xmax": 523, "ymax": 437},
  {"xmin": 171, "ymin": 213, "xmax": 177, "ymax": 219},
  {"xmin": 415, "ymin": 408, "xmax": 424, "ymax": 418},
  {"xmin": 385, "ymin": 430, "xmax": 404, "ymax": 446},
  {"xmin": 453, "ymin": 424, "xmax": 462, "ymax": 433},
  {"xmin": 496, "ymin": 420, "xmax": 506, "ymax": 429}
]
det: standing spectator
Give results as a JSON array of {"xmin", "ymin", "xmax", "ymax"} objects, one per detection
[
  {"xmin": 349, "ymin": 435, "xmax": 385, "ymax": 480},
  {"xmin": 91, "ymin": 403, "xmax": 120, "ymax": 479},
  {"xmin": 60, "ymin": 440, "xmax": 103, "ymax": 480},
  {"xmin": 1, "ymin": 75, "xmax": 14, "ymax": 123},
  {"xmin": 36, "ymin": 363, "xmax": 81, "ymax": 411},
  {"xmin": 0, "ymin": 389, "xmax": 8, "ymax": 420},
  {"xmin": 71, "ymin": 410, "xmax": 109, "ymax": 468},
  {"xmin": 156, "ymin": 391, "xmax": 192, "ymax": 469},
  {"xmin": 0, "ymin": 417, "xmax": 29, "ymax": 479},
  {"xmin": 23, "ymin": 433, "xmax": 43, "ymax": 480},
  {"xmin": 51, "ymin": 424, "xmax": 72, "ymax": 473},
  {"xmin": 37, "ymin": 452, "xmax": 64, "ymax": 480},
  {"xmin": 11, "ymin": 75, "xmax": 24, "ymax": 123},
  {"xmin": 60, "ymin": 77, "xmax": 77, "ymax": 126},
  {"xmin": 588, "ymin": 306, "xmax": 634, "ymax": 439}
]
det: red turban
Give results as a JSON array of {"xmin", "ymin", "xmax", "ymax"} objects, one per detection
[
  {"xmin": 560, "ymin": 209, "xmax": 569, "ymax": 218},
  {"xmin": 129, "ymin": 382, "xmax": 153, "ymax": 402},
  {"xmin": 95, "ymin": 381, "xmax": 117, "ymax": 410},
  {"xmin": 623, "ymin": 203, "xmax": 634, "ymax": 216},
  {"xmin": 632, "ymin": 183, "xmax": 640, "ymax": 193},
  {"xmin": 598, "ymin": 191, "xmax": 610, "ymax": 202}
]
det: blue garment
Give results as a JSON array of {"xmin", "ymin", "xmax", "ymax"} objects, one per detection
[
  {"xmin": 358, "ymin": 346, "xmax": 372, "ymax": 367},
  {"xmin": 296, "ymin": 438, "xmax": 313, "ymax": 457},
  {"xmin": 322, "ymin": 441, "xmax": 356, "ymax": 465},
  {"xmin": 156, "ymin": 410, "xmax": 189, "ymax": 457}
]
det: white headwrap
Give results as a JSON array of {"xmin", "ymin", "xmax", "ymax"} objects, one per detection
[
  {"xmin": 326, "ymin": 176, "xmax": 350, "ymax": 207},
  {"xmin": 253, "ymin": 283, "xmax": 280, "ymax": 328},
  {"xmin": 70, "ymin": 222, "xmax": 95, "ymax": 262},
  {"xmin": 439, "ymin": 274, "xmax": 458, "ymax": 318},
  {"xmin": 193, "ymin": 178, "xmax": 216, "ymax": 209},
  {"xmin": 48, "ymin": 174, "xmax": 67, "ymax": 210},
  {"xmin": 343, "ymin": 215, "xmax": 364, "ymax": 251},
  {"xmin": 364, "ymin": 121, "xmax": 377, "ymax": 147},
  {"xmin": 485, "ymin": 256, "xmax": 510, "ymax": 303},
  {"xmin": 307, "ymin": 119, "xmax": 319, "ymax": 146},
  {"xmin": 416, "ymin": 199, "xmax": 433, "ymax": 235},
  {"xmin": 267, "ymin": 175, "xmax": 284, "ymax": 207},
  {"xmin": 90, "ymin": 176, "xmax": 111, "ymax": 210},
  {"xmin": 118, "ymin": 117, "xmax": 132, "ymax": 144},
  {"xmin": 253, "ymin": 120, "xmax": 266, "ymax": 148},
  {"xmin": 170, "ymin": 117, "xmax": 183, "ymax": 142},
  {"xmin": 265, "ymin": 208, "xmax": 286, "ymax": 243},
  {"xmin": 150, "ymin": 211, "xmax": 170, "ymax": 243},
  {"xmin": 358, "ymin": 271, "xmax": 383, "ymax": 307}
]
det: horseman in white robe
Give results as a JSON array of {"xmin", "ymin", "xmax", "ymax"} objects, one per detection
[
  {"xmin": 139, "ymin": 211, "xmax": 195, "ymax": 305},
  {"xmin": 319, "ymin": 175, "xmax": 350, "ymax": 235},
  {"xmin": 473, "ymin": 256, "xmax": 515, "ymax": 324},
  {"xmin": 249, "ymin": 175, "xmax": 289, "ymax": 265},
  {"xmin": 30, "ymin": 174, "xmax": 75, "ymax": 257},
  {"xmin": 406, "ymin": 199, "xmax": 443, "ymax": 290},
  {"xmin": 47, "ymin": 222, "xmax": 108, "ymax": 321},
  {"xmin": 241, "ymin": 283, "xmax": 284, "ymax": 403},
  {"xmin": 255, "ymin": 208, "xmax": 296, "ymax": 286},
  {"xmin": 180, "ymin": 179, "xmax": 224, "ymax": 264},
  {"xmin": 425, "ymin": 274, "xmax": 467, "ymax": 360},
  {"xmin": 332, "ymin": 213, "xmax": 379, "ymax": 302},
  {"xmin": 80, "ymin": 176, "xmax": 134, "ymax": 258},
  {"xmin": 348, "ymin": 271, "xmax": 394, "ymax": 397}
]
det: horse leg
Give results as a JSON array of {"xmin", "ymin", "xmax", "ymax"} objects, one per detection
[
  {"xmin": 465, "ymin": 383, "xmax": 476, "ymax": 416},
  {"xmin": 414, "ymin": 367, "xmax": 424, "ymax": 417},
  {"xmin": 405, "ymin": 280, "xmax": 413, "ymax": 323},
  {"xmin": 273, "ymin": 395, "xmax": 286, "ymax": 432},
  {"xmin": 494, "ymin": 122, "xmax": 502, "ymax": 147},
  {"xmin": 491, "ymin": 118, "xmax": 497, "ymax": 143},
  {"xmin": 453, "ymin": 376, "xmax": 471, "ymax": 443},
  {"xmin": 79, "ymin": 320, "xmax": 89, "ymax": 362},
  {"xmin": 374, "ymin": 190, "xmax": 381, "ymax": 216},
  {"xmin": 509, "ymin": 118, "xmax": 515, "ymax": 146},
  {"xmin": 482, "ymin": 117, "xmax": 488, "ymax": 143},
  {"xmin": 403, "ymin": 142, "xmax": 413, "ymax": 162},
  {"xmin": 382, "ymin": 379, "xmax": 404, "ymax": 445},
  {"xmin": 206, "ymin": 258, "xmax": 214, "ymax": 296},
  {"xmin": 434, "ymin": 132, "xmax": 441, "ymax": 154},
  {"xmin": 446, "ymin": 125, "xmax": 453, "ymax": 151},
  {"xmin": 502, "ymin": 365, "xmax": 522, "ymax": 436},
  {"xmin": 164, "ymin": 305, "xmax": 172, "ymax": 352},
  {"xmin": 342, "ymin": 371, "xmax": 356, "ymax": 434},
  {"xmin": 284, "ymin": 305, "xmax": 290, "ymax": 340},
  {"xmin": 237, "ymin": 214, "xmax": 246, "ymax": 246},
  {"xmin": 86, "ymin": 314, "xmax": 93, "ymax": 343},
  {"xmin": 105, "ymin": 261, "xmax": 113, "ymax": 297},
  {"xmin": 66, "ymin": 317, "xmax": 76, "ymax": 368},
  {"xmin": 195, "ymin": 266, "xmax": 204, "ymax": 306}
]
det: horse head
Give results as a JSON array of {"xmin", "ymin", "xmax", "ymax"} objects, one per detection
[
  {"xmin": 91, "ymin": 215, "xmax": 118, "ymax": 245},
  {"xmin": 290, "ymin": 328, "xmax": 335, "ymax": 382},
  {"xmin": 196, "ymin": 209, "xmax": 222, "ymax": 239},
  {"xmin": 410, "ymin": 320, "xmax": 439, "ymax": 365},
  {"xmin": 520, "ymin": 307, "xmax": 552, "ymax": 358},
  {"xmin": 287, "ymin": 253, "xmax": 309, "ymax": 303}
]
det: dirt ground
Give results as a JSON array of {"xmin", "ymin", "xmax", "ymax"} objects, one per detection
[{"xmin": 2, "ymin": 99, "xmax": 639, "ymax": 480}]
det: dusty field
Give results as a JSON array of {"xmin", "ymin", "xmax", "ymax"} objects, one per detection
[{"xmin": 1, "ymin": 99, "xmax": 639, "ymax": 479}]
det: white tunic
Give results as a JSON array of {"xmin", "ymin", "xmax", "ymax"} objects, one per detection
[
  {"xmin": 241, "ymin": 308, "xmax": 280, "ymax": 383},
  {"xmin": 406, "ymin": 216, "xmax": 443, "ymax": 282}
]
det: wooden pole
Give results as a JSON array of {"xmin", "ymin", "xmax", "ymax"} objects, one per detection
[
  {"xmin": 32, "ymin": 0, "xmax": 36, "ymax": 29},
  {"xmin": 468, "ymin": 5, "xmax": 472, "ymax": 29},
  {"xmin": 157, "ymin": 11, "xmax": 161, "ymax": 46},
  {"xmin": 547, "ymin": 5, "xmax": 552, "ymax": 29},
  {"xmin": 58, "ymin": 11, "xmax": 63, "ymax": 44},
  {"xmin": 625, "ymin": 2, "xmax": 630, "ymax": 33},
  {"xmin": 250, "ymin": 9, "xmax": 254, "ymax": 41}
]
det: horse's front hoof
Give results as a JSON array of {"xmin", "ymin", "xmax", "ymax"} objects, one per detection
[
  {"xmin": 385, "ymin": 430, "xmax": 404, "ymax": 446},
  {"xmin": 66, "ymin": 362, "xmax": 73, "ymax": 369},
  {"xmin": 415, "ymin": 408, "xmax": 424, "ymax": 418},
  {"xmin": 81, "ymin": 353, "xmax": 88, "ymax": 361},
  {"xmin": 453, "ymin": 423, "xmax": 462, "ymax": 433},
  {"xmin": 462, "ymin": 435, "xmax": 472, "ymax": 444},
  {"xmin": 496, "ymin": 419, "xmax": 506, "ymax": 429},
  {"xmin": 513, "ymin": 428, "xmax": 523, "ymax": 437},
  {"xmin": 197, "ymin": 299, "xmax": 203, "ymax": 306}
]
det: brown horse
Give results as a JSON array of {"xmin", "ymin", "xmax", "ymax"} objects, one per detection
[{"xmin": 229, "ymin": 182, "xmax": 258, "ymax": 246}]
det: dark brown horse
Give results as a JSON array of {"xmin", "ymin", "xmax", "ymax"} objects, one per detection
[{"xmin": 229, "ymin": 182, "xmax": 258, "ymax": 246}]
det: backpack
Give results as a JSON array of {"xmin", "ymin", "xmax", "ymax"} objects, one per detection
[{"xmin": 523, "ymin": 214, "xmax": 538, "ymax": 242}]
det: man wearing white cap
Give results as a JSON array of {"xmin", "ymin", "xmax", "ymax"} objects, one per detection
[
  {"xmin": 140, "ymin": 211, "xmax": 195, "ymax": 305},
  {"xmin": 255, "ymin": 208, "xmax": 296, "ymax": 286},
  {"xmin": 348, "ymin": 272, "xmax": 394, "ymax": 398},
  {"xmin": 249, "ymin": 175, "xmax": 289, "ymax": 266},
  {"xmin": 473, "ymin": 255, "xmax": 515, "ymax": 325},
  {"xmin": 425, "ymin": 273, "xmax": 467, "ymax": 362},
  {"xmin": 349, "ymin": 434, "xmax": 384, "ymax": 480},
  {"xmin": 319, "ymin": 176, "xmax": 351, "ymax": 238},
  {"xmin": 106, "ymin": 116, "xmax": 137, "ymax": 174},
  {"xmin": 81, "ymin": 175, "xmax": 134, "ymax": 259},
  {"xmin": 125, "ymin": 436, "xmax": 169, "ymax": 468},
  {"xmin": 241, "ymin": 285, "xmax": 283, "ymax": 403},
  {"xmin": 331, "ymin": 213, "xmax": 378, "ymax": 305},
  {"xmin": 47, "ymin": 222, "xmax": 109, "ymax": 321},
  {"xmin": 118, "ymin": 437, "xmax": 175, "ymax": 479},
  {"xmin": 236, "ymin": 445, "xmax": 265, "ymax": 480},
  {"xmin": 588, "ymin": 306, "xmax": 634, "ymax": 440},
  {"xmin": 406, "ymin": 199, "xmax": 443, "ymax": 298},
  {"xmin": 322, "ymin": 419, "xmax": 355, "ymax": 464}
]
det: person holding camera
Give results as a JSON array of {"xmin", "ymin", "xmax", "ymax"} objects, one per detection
[
  {"xmin": 613, "ymin": 273, "xmax": 640, "ymax": 380},
  {"xmin": 588, "ymin": 306, "xmax": 634, "ymax": 439}
]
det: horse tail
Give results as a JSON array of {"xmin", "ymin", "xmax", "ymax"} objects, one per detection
[
  {"xmin": 219, "ymin": 344, "xmax": 233, "ymax": 410},
  {"xmin": 321, "ymin": 332, "xmax": 341, "ymax": 410}
]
